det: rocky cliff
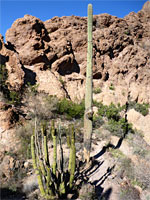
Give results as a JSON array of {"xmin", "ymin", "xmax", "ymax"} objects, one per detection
[{"xmin": 1, "ymin": 1, "xmax": 150, "ymax": 105}]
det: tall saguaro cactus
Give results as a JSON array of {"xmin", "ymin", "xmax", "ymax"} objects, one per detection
[{"xmin": 84, "ymin": 4, "xmax": 93, "ymax": 163}]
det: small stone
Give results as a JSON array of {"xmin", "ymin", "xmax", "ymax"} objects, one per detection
[
  {"xmin": 67, "ymin": 193, "xmax": 74, "ymax": 199},
  {"xmin": 24, "ymin": 161, "xmax": 29, "ymax": 168}
]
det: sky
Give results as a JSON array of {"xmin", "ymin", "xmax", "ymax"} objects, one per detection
[{"xmin": 0, "ymin": 0, "xmax": 148, "ymax": 39}]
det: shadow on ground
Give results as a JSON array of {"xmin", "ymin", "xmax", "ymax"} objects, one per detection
[{"xmin": 0, "ymin": 188, "xmax": 26, "ymax": 200}]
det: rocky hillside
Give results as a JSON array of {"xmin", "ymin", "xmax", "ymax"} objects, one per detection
[{"xmin": 0, "ymin": 1, "xmax": 150, "ymax": 200}]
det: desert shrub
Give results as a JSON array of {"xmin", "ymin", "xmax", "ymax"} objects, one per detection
[
  {"xmin": 124, "ymin": 30, "xmax": 130, "ymax": 35},
  {"xmin": 0, "ymin": 64, "xmax": 22, "ymax": 105},
  {"xmin": 93, "ymin": 115, "xmax": 104, "ymax": 128},
  {"xmin": 125, "ymin": 162, "xmax": 150, "ymax": 190},
  {"xmin": 95, "ymin": 102, "xmax": 123, "ymax": 121},
  {"xmin": 8, "ymin": 90, "xmax": 22, "ymax": 106},
  {"xmin": 109, "ymin": 83, "xmax": 115, "ymax": 90},
  {"xmin": 118, "ymin": 154, "xmax": 150, "ymax": 190},
  {"xmin": 133, "ymin": 163, "xmax": 150, "ymax": 190},
  {"xmin": 109, "ymin": 149, "xmax": 126, "ymax": 160},
  {"xmin": 0, "ymin": 64, "xmax": 8, "ymax": 92},
  {"xmin": 24, "ymin": 90, "xmax": 84, "ymax": 120},
  {"xmin": 93, "ymin": 87, "xmax": 101, "ymax": 94},
  {"xmin": 105, "ymin": 103, "xmax": 121, "ymax": 120},
  {"xmin": 16, "ymin": 120, "xmax": 35, "ymax": 159},
  {"xmin": 0, "ymin": 64, "xmax": 10, "ymax": 101},
  {"xmin": 79, "ymin": 183, "xmax": 97, "ymax": 200},
  {"xmin": 132, "ymin": 146, "xmax": 148, "ymax": 157},
  {"xmin": 106, "ymin": 118, "xmax": 134, "ymax": 137},
  {"xmin": 93, "ymin": 101, "xmax": 133, "ymax": 136},
  {"xmin": 119, "ymin": 186, "xmax": 141, "ymax": 200},
  {"xmin": 56, "ymin": 98, "xmax": 85, "ymax": 119},
  {"xmin": 26, "ymin": 82, "xmax": 39, "ymax": 95},
  {"xmin": 129, "ymin": 101, "xmax": 149, "ymax": 116},
  {"xmin": 24, "ymin": 91, "xmax": 59, "ymax": 120},
  {"xmin": 127, "ymin": 132, "xmax": 150, "ymax": 160}
]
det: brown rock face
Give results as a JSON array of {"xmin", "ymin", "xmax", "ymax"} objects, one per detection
[
  {"xmin": 0, "ymin": 102, "xmax": 19, "ymax": 130},
  {"xmin": 142, "ymin": 0, "xmax": 150, "ymax": 14},
  {"xmin": 0, "ymin": 34, "xmax": 24, "ymax": 91},
  {"xmin": 5, "ymin": 15, "xmax": 50, "ymax": 65},
  {"xmin": 2, "ymin": 1, "xmax": 150, "ymax": 104}
]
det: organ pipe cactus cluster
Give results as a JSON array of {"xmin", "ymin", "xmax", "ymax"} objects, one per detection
[
  {"xmin": 84, "ymin": 4, "xmax": 93, "ymax": 163},
  {"xmin": 31, "ymin": 120, "xmax": 76, "ymax": 199}
]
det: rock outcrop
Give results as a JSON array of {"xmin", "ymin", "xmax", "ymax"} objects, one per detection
[
  {"xmin": 1, "ymin": 1, "xmax": 149, "ymax": 105},
  {"xmin": 0, "ymin": 34, "xmax": 24, "ymax": 91}
]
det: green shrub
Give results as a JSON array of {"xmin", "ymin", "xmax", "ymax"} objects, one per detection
[
  {"xmin": 134, "ymin": 103, "xmax": 149, "ymax": 116},
  {"xmin": 93, "ymin": 101, "xmax": 134, "ymax": 136},
  {"xmin": 93, "ymin": 115, "xmax": 104, "ymax": 128},
  {"xmin": 97, "ymin": 102, "xmax": 122, "ymax": 121},
  {"xmin": 124, "ymin": 30, "xmax": 130, "ymax": 35},
  {"xmin": 16, "ymin": 120, "xmax": 36, "ymax": 159},
  {"xmin": 109, "ymin": 149, "xmax": 126, "ymax": 159},
  {"xmin": 0, "ymin": 64, "xmax": 10, "ymax": 99},
  {"xmin": 93, "ymin": 88, "xmax": 101, "ymax": 94},
  {"xmin": 109, "ymin": 83, "xmax": 115, "ymax": 90},
  {"xmin": 0, "ymin": 64, "xmax": 8, "ymax": 86},
  {"xmin": 56, "ymin": 98, "xmax": 85, "ymax": 119},
  {"xmin": 106, "ymin": 118, "xmax": 134, "ymax": 137},
  {"xmin": 26, "ymin": 82, "xmax": 39, "ymax": 95},
  {"xmin": 129, "ymin": 101, "xmax": 149, "ymax": 116},
  {"xmin": 0, "ymin": 64, "xmax": 22, "ymax": 105},
  {"xmin": 8, "ymin": 91, "xmax": 22, "ymax": 105},
  {"xmin": 119, "ymin": 186, "xmax": 141, "ymax": 200}
]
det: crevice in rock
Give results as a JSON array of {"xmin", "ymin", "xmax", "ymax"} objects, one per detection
[
  {"xmin": 51, "ymin": 71, "xmax": 71, "ymax": 100},
  {"xmin": 61, "ymin": 84, "xmax": 71, "ymax": 100},
  {"xmin": 57, "ymin": 59, "xmax": 80, "ymax": 76},
  {"xmin": 31, "ymin": 54, "xmax": 50, "ymax": 65},
  {"xmin": 0, "ymin": 55, "xmax": 9, "ymax": 65},
  {"xmin": 93, "ymin": 44, "xmax": 101, "ymax": 56},
  {"xmin": 104, "ymin": 72, "xmax": 109, "ymax": 81},
  {"xmin": 135, "ymin": 74, "xmax": 138, "ymax": 80},
  {"xmin": 108, "ymin": 47, "xmax": 114, "ymax": 59},
  {"xmin": 5, "ymin": 41, "xmax": 17, "ymax": 53},
  {"xmin": 21, "ymin": 65, "xmax": 36, "ymax": 86},
  {"xmin": 93, "ymin": 72, "xmax": 102, "ymax": 79}
]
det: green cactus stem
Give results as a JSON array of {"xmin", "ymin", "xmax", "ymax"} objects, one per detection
[
  {"xmin": 84, "ymin": 3, "xmax": 93, "ymax": 163},
  {"xmin": 51, "ymin": 120, "xmax": 57, "ymax": 176},
  {"xmin": 31, "ymin": 120, "xmax": 77, "ymax": 198},
  {"xmin": 31, "ymin": 135, "xmax": 46, "ymax": 196},
  {"xmin": 41, "ymin": 123, "xmax": 54, "ymax": 197},
  {"xmin": 43, "ymin": 132, "xmax": 53, "ymax": 195},
  {"xmin": 66, "ymin": 129, "xmax": 71, "ymax": 148},
  {"xmin": 68, "ymin": 126, "xmax": 73, "ymax": 172},
  {"xmin": 58, "ymin": 124, "xmax": 64, "ymax": 175},
  {"xmin": 39, "ymin": 158, "xmax": 46, "ymax": 176},
  {"xmin": 59, "ymin": 181, "xmax": 66, "ymax": 196},
  {"xmin": 69, "ymin": 125, "xmax": 76, "ymax": 188}
]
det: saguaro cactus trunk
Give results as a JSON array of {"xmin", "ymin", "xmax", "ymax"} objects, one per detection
[{"xmin": 84, "ymin": 4, "xmax": 93, "ymax": 163}]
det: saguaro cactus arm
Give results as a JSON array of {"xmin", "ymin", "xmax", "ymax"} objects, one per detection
[{"xmin": 84, "ymin": 3, "xmax": 93, "ymax": 163}]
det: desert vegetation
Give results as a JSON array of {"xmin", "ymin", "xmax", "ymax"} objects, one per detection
[{"xmin": 1, "ymin": 1, "xmax": 150, "ymax": 200}]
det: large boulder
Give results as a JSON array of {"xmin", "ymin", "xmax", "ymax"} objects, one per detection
[
  {"xmin": 127, "ymin": 109, "xmax": 150, "ymax": 146},
  {"xmin": 5, "ymin": 15, "xmax": 50, "ymax": 65}
]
